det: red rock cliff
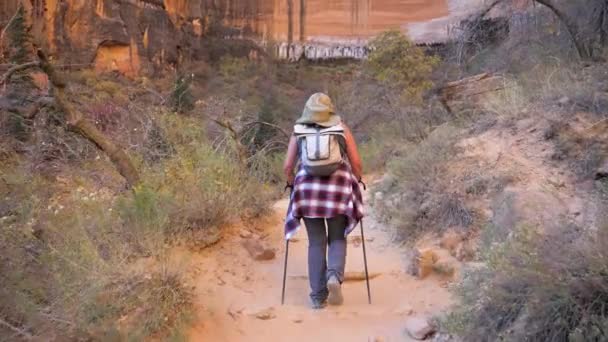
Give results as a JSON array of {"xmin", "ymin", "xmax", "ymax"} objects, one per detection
[{"xmin": 1, "ymin": 0, "xmax": 451, "ymax": 74}]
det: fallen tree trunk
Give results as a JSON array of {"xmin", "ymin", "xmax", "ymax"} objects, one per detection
[
  {"xmin": 36, "ymin": 50, "xmax": 140, "ymax": 187},
  {"xmin": 438, "ymin": 73, "xmax": 505, "ymax": 114}
]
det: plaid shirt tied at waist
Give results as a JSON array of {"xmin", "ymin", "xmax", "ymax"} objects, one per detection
[{"xmin": 284, "ymin": 163, "xmax": 364, "ymax": 240}]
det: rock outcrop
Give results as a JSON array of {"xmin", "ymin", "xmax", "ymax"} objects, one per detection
[
  {"xmin": 1, "ymin": 0, "xmax": 520, "ymax": 71},
  {"xmin": 1, "ymin": 0, "xmax": 454, "ymax": 72},
  {"xmin": 2, "ymin": 0, "xmax": 215, "ymax": 75}
]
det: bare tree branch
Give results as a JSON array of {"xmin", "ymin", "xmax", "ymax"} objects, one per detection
[
  {"xmin": 0, "ymin": 6, "xmax": 21, "ymax": 57},
  {"xmin": 534, "ymin": 0, "xmax": 589, "ymax": 59},
  {"xmin": 0, "ymin": 317, "xmax": 33, "ymax": 340},
  {"xmin": 243, "ymin": 121, "xmax": 290, "ymax": 139},
  {"xmin": 37, "ymin": 50, "xmax": 140, "ymax": 187},
  {"xmin": 0, "ymin": 61, "xmax": 39, "ymax": 85},
  {"xmin": 210, "ymin": 117, "xmax": 248, "ymax": 166}
]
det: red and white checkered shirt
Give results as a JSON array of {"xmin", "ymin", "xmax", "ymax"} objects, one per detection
[{"xmin": 284, "ymin": 163, "xmax": 364, "ymax": 240}]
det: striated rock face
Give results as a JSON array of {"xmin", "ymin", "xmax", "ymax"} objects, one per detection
[
  {"xmin": 2, "ymin": 0, "xmax": 212, "ymax": 75},
  {"xmin": 1, "ymin": 0, "xmax": 481, "ymax": 73}
]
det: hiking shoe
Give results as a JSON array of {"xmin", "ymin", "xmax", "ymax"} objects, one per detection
[
  {"xmin": 310, "ymin": 298, "xmax": 327, "ymax": 310},
  {"xmin": 327, "ymin": 275, "xmax": 343, "ymax": 305}
]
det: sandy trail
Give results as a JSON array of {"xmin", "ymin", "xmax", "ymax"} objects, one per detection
[{"xmin": 187, "ymin": 187, "xmax": 453, "ymax": 341}]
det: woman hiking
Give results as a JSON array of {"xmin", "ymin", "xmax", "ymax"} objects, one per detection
[{"xmin": 283, "ymin": 93, "xmax": 364, "ymax": 309}]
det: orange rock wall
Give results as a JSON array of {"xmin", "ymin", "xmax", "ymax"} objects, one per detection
[{"xmin": 1, "ymin": 0, "xmax": 453, "ymax": 73}]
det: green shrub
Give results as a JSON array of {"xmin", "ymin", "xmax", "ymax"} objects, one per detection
[
  {"xmin": 0, "ymin": 167, "xmax": 192, "ymax": 340},
  {"xmin": 445, "ymin": 223, "xmax": 608, "ymax": 341},
  {"xmin": 387, "ymin": 124, "xmax": 460, "ymax": 196},
  {"xmin": 374, "ymin": 124, "xmax": 462, "ymax": 240},
  {"xmin": 168, "ymin": 74, "xmax": 195, "ymax": 113},
  {"xmin": 218, "ymin": 56, "xmax": 255, "ymax": 80},
  {"xmin": 367, "ymin": 30, "xmax": 440, "ymax": 104}
]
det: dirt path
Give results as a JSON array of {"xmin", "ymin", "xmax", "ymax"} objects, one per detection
[{"xmin": 187, "ymin": 187, "xmax": 453, "ymax": 341}]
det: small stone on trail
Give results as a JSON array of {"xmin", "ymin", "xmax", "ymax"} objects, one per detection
[
  {"xmin": 394, "ymin": 305, "xmax": 414, "ymax": 316},
  {"xmin": 404, "ymin": 316, "xmax": 437, "ymax": 340},
  {"xmin": 251, "ymin": 307, "xmax": 276, "ymax": 320},
  {"xmin": 557, "ymin": 96, "xmax": 571, "ymax": 106},
  {"xmin": 242, "ymin": 238, "xmax": 276, "ymax": 261},
  {"xmin": 239, "ymin": 230, "xmax": 253, "ymax": 239}
]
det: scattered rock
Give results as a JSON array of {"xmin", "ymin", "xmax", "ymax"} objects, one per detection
[
  {"xmin": 547, "ymin": 176, "xmax": 565, "ymax": 188},
  {"xmin": 239, "ymin": 230, "xmax": 253, "ymax": 239},
  {"xmin": 242, "ymin": 239, "xmax": 276, "ymax": 261},
  {"xmin": 348, "ymin": 235, "xmax": 374, "ymax": 247},
  {"xmin": 404, "ymin": 316, "xmax": 437, "ymax": 340},
  {"xmin": 406, "ymin": 249, "xmax": 439, "ymax": 279},
  {"xmin": 374, "ymin": 191, "xmax": 384, "ymax": 202},
  {"xmin": 454, "ymin": 240, "xmax": 476, "ymax": 261},
  {"xmin": 439, "ymin": 231, "xmax": 464, "ymax": 253},
  {"xmin": 186, "ymin": 226, "xmax": 222, "ymax": 251},
  {"xmin": 595, "ymin": 159, "xmax": 608, "ymax": 179},
  {"xmin": 557, "ymin": 96, "xmax": 571, "ymax": 107},
  {"xmin": 432, "ymin": 261, "xmax": 457, "ymax": 279},
  {"xmin": 432, "ymin": 332, "xmax": 458, "ymax": 342},
  {"xmin": 393, "ymin": 305, "xmax": 415, "ymax": 316},
  {"xmin": 250, "ymin": 307, "xmax": 276, "ymax": 320}
]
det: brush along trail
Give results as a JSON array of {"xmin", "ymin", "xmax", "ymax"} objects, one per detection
[{"xmin": 186, "ymin": 186, "xmax": 454, "ymax": 341}]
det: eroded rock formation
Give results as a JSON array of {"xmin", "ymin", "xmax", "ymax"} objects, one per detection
[{"xmin": 1, "ymin": 0, "xmax": 463, "ymax": 73}]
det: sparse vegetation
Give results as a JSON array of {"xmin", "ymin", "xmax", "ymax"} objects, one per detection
[
  {"xmin": 445, "ymin": 223, "xmax": 608, "ymax": 341},
  {"xmin": 367, "ymin": 30, "xmax": 440, "ymax": 104}
]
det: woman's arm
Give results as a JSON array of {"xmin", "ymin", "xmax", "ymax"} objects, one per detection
[
  {"xmin": 343, "ymin": 124, "xmax": 363, "ymax": 181},
  {"xmin": 283, "ymin": 134, "xmax": 298, "ymax": 185}
]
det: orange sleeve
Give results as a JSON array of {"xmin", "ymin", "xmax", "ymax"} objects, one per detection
[{"xmin": 343, "ymin": 124, "xmax": 362, "ymax": 180}]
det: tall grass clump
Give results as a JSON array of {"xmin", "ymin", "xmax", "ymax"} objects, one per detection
[
  {"xmin": 0, "ymin": 166, "xmax": 192, "ymax": 340},
  {"xmin": 374, "ymin": 124, "xmax": 462, "ymax": 240},
  {"xmin": 444, "ymin": 222, "xmax": 608, "ymax": 341}
]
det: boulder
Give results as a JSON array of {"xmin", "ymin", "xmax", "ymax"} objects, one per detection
[
  {"xmin": 406, "ymin": 248, "xmax": 439, "ymax": 279},
  {"xmin": 404, "ymin": 316, "xmax": 436, "ymax": 340},
  {"xmin": 439, "ymin": 230, "xmax": 464, "ymax": 253}
]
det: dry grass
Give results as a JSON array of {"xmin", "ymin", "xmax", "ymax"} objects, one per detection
[
  {"xmin": 374, "ymin": 124, "xmax": 465, "ymax": 240},
  {"xmin": 444, "ymin": 221, "xmax": 608, "ymax": 341}
]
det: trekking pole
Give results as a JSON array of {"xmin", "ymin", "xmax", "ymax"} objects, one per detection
[
  {"xmin": 281, "ymin": 182, "xmax": 293, "ymax": 305},
  {"xmin": 357, "ymin": 179, "xmax": 371, "ymax": 304},
  {"xmin": 360, "ymin": 219, "xmax": 372, "ymax": 304},
  {"xmin": 281, "ymin": 239, "xmax": 289, "ymax": 305}
]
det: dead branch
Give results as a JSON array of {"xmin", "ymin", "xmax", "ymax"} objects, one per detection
[
  {"xmin": 0, "ymin": 317, "xmax": 33, "ymax": 340},
  {"xmin": 0, "ymin": 6, "xmax": 21, "ymax": 57},
  {"xmin": 211, "ymin": 117, "xmax": 248, "ymax": 167},
  {"xmin": 36, "ymin": 50, "xmax": 140, "ymax": 187},
  {"xmin": 243, "ymin": 121, "xmax": 290, "ymax": 139},
  {"xmin": 534, "ymin": 0, "xmax": 589, "ymax": 59},
  {"xmin": 0, "ymin": 61, "xmax": 39, "ymax": 85}
]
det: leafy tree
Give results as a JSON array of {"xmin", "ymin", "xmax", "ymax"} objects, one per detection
[{"xmin": 366, "ymin": 30, "xmax": 440, "ymax": 104}]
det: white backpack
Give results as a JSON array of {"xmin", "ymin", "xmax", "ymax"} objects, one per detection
[{"xmin": 293, "ymin": 123, "xmax": 345, "ymax": 176}]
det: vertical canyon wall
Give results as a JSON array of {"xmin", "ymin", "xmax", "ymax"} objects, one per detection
[{"xmin": 1, "ymin": 0, "xmax": 459, "ymax": 73}]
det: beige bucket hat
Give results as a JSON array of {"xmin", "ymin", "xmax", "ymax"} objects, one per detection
[{"xmin": 296, "ymin": 93, "xmax": 341, "ymax": 127}]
